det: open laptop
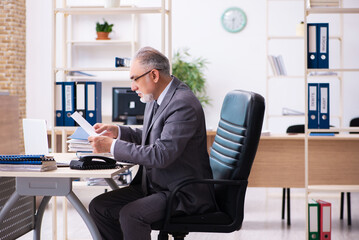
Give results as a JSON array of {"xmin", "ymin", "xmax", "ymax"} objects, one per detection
[{"xmin": 23, "ymin": 119, "xmax": 49, "ymax": 155}]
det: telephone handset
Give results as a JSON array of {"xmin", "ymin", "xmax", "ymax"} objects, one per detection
[{"xmin": 70, "ymin": 155, "xmax": 117, "ymax": 170}]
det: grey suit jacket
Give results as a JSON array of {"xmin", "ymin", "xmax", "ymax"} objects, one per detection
[{"xmin": 113, "ymin": 77, "xmax": 216, "ymax": 215}]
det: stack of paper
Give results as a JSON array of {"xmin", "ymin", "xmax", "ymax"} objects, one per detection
[
  {"xmin": 67, "ymin": 127, "xmax": 93, "ymax": 152},
  {"xmin": 0, "ymin": 155, "xmax": 57, "ymax": 172},
  {"xmin": 68, "ymin": 111, "xmax": 109, "ymax": 152}
]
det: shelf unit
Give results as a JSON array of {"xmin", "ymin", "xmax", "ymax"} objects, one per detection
[
  {"xmin": 265, "ymin": 0, "xmax": 345, "ymax": 132},
  {"xmin": 265, "ymin": 0, "xmax": 307, "ymax": 132},
  {"xmin": 51, "ymin": 0, "xmax": 172, "ymax": 152},
  {"xmin": 303, "ymin": 2, "xmax": 359, "ymax": 240}
]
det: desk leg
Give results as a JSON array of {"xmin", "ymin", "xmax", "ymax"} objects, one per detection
[
  {"xmin": 105, "ymin": 178, "xmax": 119, "ymax": 190},
  {"xmin": 66, "ymin": 191, "xmax": 101, "ymax": 240},
  {"xmin": 33, "ymin": 196, "xmax": 52, "ymax": 240},
  {"xmin": 0, "ymin": 191, "xmax": 20, "ymax": 223}
]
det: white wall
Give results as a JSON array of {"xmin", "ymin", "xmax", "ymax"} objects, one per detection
[
  {"xmin": 26, "ymin": 0, "xmax": 53, "ymax": 126},
  {"xmin": 26, "ymin": 0, "xmax": 359, "ymax": 132}
]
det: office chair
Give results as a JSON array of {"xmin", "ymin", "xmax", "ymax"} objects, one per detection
[
  {"xmin": 280, "ymin": 124, "xmax": 305, "ymax": 226},
  {"xmin": 151, "ymin": 90, "xmax": 265, "ymax": 240},
  {"xmin": 340, "ymin": 117, "xmax": 359, "ymax": 226}
]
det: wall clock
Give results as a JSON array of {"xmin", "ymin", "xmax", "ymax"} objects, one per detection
[{"xmin": 221, "ymin": 7, "xmax": 247, "ymax": 33}]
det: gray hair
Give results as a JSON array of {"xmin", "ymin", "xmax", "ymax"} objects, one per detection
[{"xmin": 133, "ymin": 47, "xmax": 170, "ymax": 76}]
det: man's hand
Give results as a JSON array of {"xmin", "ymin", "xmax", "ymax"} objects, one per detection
[
  {"xmin": 93, "ymin": 123, "xmax": 119, "ymax": 139},
  {"xmin": 88, "ymin": 136, "xmax": 113, "ymax": 153}
]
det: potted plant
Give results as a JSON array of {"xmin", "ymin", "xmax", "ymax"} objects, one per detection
[
  {"xmin": 172, "ymin": 48, "xmax": 211, "ymax": 106},
  {"xmin": 96, "ymin": 19, "xmax": 114, "ymax": 40}
]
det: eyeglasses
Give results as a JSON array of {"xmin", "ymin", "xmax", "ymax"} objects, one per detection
[{"xmin": 131, "ymin": 69, "xmax": 161, "ymax": 82}]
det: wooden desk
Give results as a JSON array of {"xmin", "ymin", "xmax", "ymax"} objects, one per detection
[
  {"xmin": 0, "ymin": 153, "xmax": 130, "ymax": 240},
  {"xmin": 49, "ymin": 128, "xmax": 217, "ymax": 153},
  {"xmin": 207, "ymin": 133, "xmax": 359, "ymax": 188}
]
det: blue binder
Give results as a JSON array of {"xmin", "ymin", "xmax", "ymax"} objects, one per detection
[
  {"xmin": 319, "ymin": 83, "xmax": 330, "ymax": 129},
  {"xmin": 75, "ymin": 82, "xmax": 86, "ymax": 121},
  {"xmin": 55, "ymin": 82, "xmax": 64, "ymax": 126},
  {"xmin": 63, "ymin": 82, "xmax": 76, "ymax": 126},
  {"xmin": 317, "ymin": 23, "xmax": 329, "ymax": 69},
  {"xmin": 308, "ymin": 83, "xmax": 319, "ymax": 129},
  {"xmin": 85, "ymin": 82, "xmax": 102, "ymax": 126},
  {"xmin": 307, "ymin": 24, "xmax": 318, "ymax": 69}
]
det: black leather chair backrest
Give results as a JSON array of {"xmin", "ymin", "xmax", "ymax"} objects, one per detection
[
  {"xmin": 209, "ymin": 90, "xmax": 265, "ymax": 217},
  {"xmin": 286, "ymin": 124, "xmax": 305, "ymax": 134},
  {"xmin": 350, "ymin": 117, "xmax": 359, "ymax": 134}
]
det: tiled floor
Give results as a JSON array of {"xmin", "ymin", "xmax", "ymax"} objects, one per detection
[{"xmin": 19, "ymin": 187, "xmax": 358, "ymax": 240}]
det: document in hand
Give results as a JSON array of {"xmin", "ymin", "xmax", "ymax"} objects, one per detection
[
  {"xmin": 69, "ymin": 112, "xmax": 107, "ymax": 152},
  {"xmin": 71, "ymin": 111, "xmax": 99, "ymax": 137}
]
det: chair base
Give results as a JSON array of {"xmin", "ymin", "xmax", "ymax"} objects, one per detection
[
  {"xmin": 340, "ymin": 192, "xmax": 352, "ymax": 225},
  {"xmin": 158, "ymin": 231, "xmax": 188, "ymax": 240},
  {"xmin": 281, "ymin": 188, "xmax": 291, "ymax": 226}
]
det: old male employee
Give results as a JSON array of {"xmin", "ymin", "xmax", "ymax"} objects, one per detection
[{"xmin": 88, "ymin": 46, "xmax": 216, "ymax": 240}]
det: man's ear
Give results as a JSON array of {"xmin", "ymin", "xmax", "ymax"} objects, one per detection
[{"xmin": 152, "ymin": 69, "xmax": 160, "ymax": 83}]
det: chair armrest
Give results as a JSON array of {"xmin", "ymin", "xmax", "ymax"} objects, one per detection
[{"xmin": 163, "ymin": 178, "xmax": 247, "ymax": 227}]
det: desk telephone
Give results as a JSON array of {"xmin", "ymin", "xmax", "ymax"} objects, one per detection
[{"xmin": 69, "ymin": 155, "xmax": 117, "ymax": 170}]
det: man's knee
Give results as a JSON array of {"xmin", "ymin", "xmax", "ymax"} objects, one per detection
[{"xmin": 89, "ymin": 195, "xmax": 102, "ymax": 216}]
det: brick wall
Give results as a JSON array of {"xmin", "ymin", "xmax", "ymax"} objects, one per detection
[{"xmin": 0, "ymin": 0, "xmax": 26, "ymax": 153}]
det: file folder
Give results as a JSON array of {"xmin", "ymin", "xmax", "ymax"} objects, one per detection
[
  {"xmin": 75, "ymin": 82, "xmax": 86, "ymax": 120},
  {"xmin": 86, "ymin": 82, "xmax": 102, "ymax": 126},
  {"xmin": 63, "ymin": 82, "xmax": 75, "ymax": 126},
  {"xmin": 319, "ymin": 83, "xmax": 330, "ymax": 129},
  {"xmin": 307, "ymin": 24, "xmax": 318, "ymax": 69},
  {"xmin": 317, "ymin": 23, "xmax": 329, "ymax": 69},
  {"xmin": 308, "ymin": 200, "xmax": 320, "ymax": 240},
  {"xmin": 308, "ymin": 83, "xmax": 319, "ymax": 129},
  {"xmin": 317, "ymin": 199, "xmax": 331, "ymax": 240},
  {"xmin": 55, "ymin": 82, "xmax": 64, "ymax": 126}
]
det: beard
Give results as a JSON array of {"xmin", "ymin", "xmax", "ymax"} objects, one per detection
[{"xmin": 136, "ymin": 91, "xmax": 154, "ymax": 103}]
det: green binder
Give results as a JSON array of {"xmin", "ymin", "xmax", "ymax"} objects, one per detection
[{"xmin": 308, "ymin": 199, "xmax": 320, "ymax": 240}]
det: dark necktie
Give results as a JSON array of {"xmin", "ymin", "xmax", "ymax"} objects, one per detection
[
  {"xmin": 153, "ymin": 101, "xmax": 159, "ymax": 116},
  {"xmin": 142, "ymin": 101, "xmax": 159, "ymax": 195}
]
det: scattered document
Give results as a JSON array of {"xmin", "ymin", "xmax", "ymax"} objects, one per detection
[
  {"xmin": 282, "ymin": 107, "xmax": 304, "ymax": 116},
  {"xmin": 308, "ymin": 71, "xmax": 337, "ymax": 76}
]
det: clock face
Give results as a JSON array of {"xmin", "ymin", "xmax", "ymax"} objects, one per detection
[{"xmin": 221, "ymin": 7, "xmax": 247, "ymax": 33}]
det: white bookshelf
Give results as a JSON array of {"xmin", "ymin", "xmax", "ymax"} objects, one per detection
[
  {"xmin": 303, "ymin": 2, "xmax": 359, "ymax": 239},
  {"xmin": 51, "ymin": 0, "xmax": 172, "ymax": 138}
]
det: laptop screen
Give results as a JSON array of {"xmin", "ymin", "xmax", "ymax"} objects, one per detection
[{"xmin": 23, "ymin": 119, "xmax": 49, "ymax": 155}]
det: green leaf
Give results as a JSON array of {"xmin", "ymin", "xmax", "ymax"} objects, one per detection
[
  {"xmin": 172, "ymin": 48, "xmax": 211, "ymax": 107},
  {"xmin": 96, "ymin": 19, "xmax": 114, "ymax": 32}
]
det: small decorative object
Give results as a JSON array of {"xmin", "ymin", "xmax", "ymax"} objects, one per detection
[
  {"xmin": 96, "ymin": 19, "xmax": 114, "ymax": 40},
  {"xmin": 296, "ymin": 21, "xmax": 304, "ymax": 37},
  {"xmin": 115, "ymin": 57, "xmax": 131, "ymax": 68},
  {"xmin": 172, "ymin": 48, "xmax": 210, "ymax": 107},
  {"xmin": 104, "ymin": 0, "xmax": 120, "ymax": 8},
  {"xmin": 221, "ymin": 7, "xmax": 247, "ymax": 33}
]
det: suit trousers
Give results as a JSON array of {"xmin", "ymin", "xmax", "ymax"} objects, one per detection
[{"xmin": 89, "ymin": 184, "xmax": 167, "ymax": 240}]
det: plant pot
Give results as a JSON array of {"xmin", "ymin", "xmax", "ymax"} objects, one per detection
[{"xmin": 96, "ymin": 32, "xmax": 110, "ymax": 40}]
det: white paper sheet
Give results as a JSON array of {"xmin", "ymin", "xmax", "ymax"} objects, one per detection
[{"xmin": 71, "ymin": 111, "xmax": 98, "ymax": 136}]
